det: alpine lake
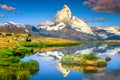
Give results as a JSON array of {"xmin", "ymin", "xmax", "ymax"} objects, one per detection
[{"xmin": 20, "ymin": 44, "xmax": 120, "ymax": 80}]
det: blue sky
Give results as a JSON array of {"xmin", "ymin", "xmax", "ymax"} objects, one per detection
[{"xmin": 0, "ymin": 0, "xmax": 120, "ymax": 26}]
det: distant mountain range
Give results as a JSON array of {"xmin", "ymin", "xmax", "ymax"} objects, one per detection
[{"xmin": 0, "ymin": 5, "xmax": 120, "ymax": 41}]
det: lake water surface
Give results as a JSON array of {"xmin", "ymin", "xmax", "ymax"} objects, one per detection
[{"xmin": 21, "ymin": 44, "xmax": 120, "ymax": 80}]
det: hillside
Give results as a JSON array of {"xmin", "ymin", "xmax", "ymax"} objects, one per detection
[
  {"xmin": 0, "ymin": 32, "xmax": 80, "ymax": 52},
  {"xmin": 0, "ymin": 26, "xmax": 27, "ymax": 34}
]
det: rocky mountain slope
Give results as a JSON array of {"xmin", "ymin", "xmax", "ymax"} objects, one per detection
[
  {"xmin": 0, "ymin": 5, "xmax": 120, "ymax": 41},
  {"xmin": 92, "ymin": 27, "xmax": 120, "ymax": 40},
  {"xmin": 40, "ymin": 5, "xmax": 93, "ymax": 35},
  {"xmin": 37, "ymin": 5, "xmax": 120, "ymax": 41},
  {"xmin": 0, "ymin": 26, "xmax": 27, "ymax": 34}
]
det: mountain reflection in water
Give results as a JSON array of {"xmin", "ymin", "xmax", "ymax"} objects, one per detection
[
  {"xmin": 55, "ymin": 44, "xmax": 120, "ymax": 56},
  {"xmin": 21, "ymin": 44, "xmax": 120, "ymax": 80},
  {"xmin": 83, "ymin": 69, "xmax": 120, "ymax": 80}
]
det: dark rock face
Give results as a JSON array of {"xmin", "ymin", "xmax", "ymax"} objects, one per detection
[
  {"xmin": 106, "ymin": 35, "xmax": 120, "ymax": 40},
  {"xmin": 0, "ymin": 21, "xmax": 120, "ymax": 41},
  {"xmin": 0, "ymin": 26, "xmax": 27, "ymax": 34},
  {"xmin": 29, "ymin": 26, "xmax": 102, "ymax": 41},
  {"xmin": 24, "ymin": 25, "xmax": 39, "ymax": 32},
  {"xmin": 27, "ymin": 25, "xmax": 120, "ymax": 41}
]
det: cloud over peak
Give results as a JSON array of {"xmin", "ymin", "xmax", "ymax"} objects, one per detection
[
  {"xmin": 83, "ymin": 0, "xmax": 120, "ymax": 13},
  {"xmin": 40, "ymin": 20, "xmax": 55, "ymax": 25},
  {"xmin": 0, "ymin": 4, "xmax": 16, "ymax": 12},
  {"xmin": 0, "ymin": 14, "xmax": 4, "ymax": 18}
]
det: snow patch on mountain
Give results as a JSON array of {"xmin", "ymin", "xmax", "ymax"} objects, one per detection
[
  {"xmin": 69, "ymin": 16, "xmax": 94, "ymax": 34},
  {"xmin": 104, "ymin": 27, "xmax": 120, "ymax": 35},
  {"xmin": 40, "ymin": 22, "xmax": 66, "ymax": 31},
  {"xmin": 0, "ymin": 21, "xmax": 25, "ymax": 28}
]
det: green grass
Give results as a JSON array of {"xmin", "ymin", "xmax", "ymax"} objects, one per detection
[
  {"xmin": 0, "ymin": 60, "xmax": 38, "ymax": 80},
  {"xmin": 21, "ymin": 42, "xmax": 45, "ymax": 48},
  {"xmin": 21, "ymin": 42, "xmax": 83, "ymax": 48},
  {"xmin": 0, "ymin": 34, "xmax": 84, "ymax": 79},
  {"xmin": 61, "ymin": 54, "xmax": 106, "ymax": 66},
  {"xmin": 0, "ymin": 48, "xmax": 39, "ymax": 80},
  {"xmin": 45, "ymin": 42, "xmax": 83, "ymax": 47},
  {"xmin": 83, "ymin": 54, "xmax": 98, "ymax": 60}
]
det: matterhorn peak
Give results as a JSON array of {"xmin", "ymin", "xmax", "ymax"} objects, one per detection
[
  {"xmin": 55, "ymin": 5, "xmax": 72, "ymax": 24},
  {"xmin": 55, "ymin": 5, "xmax": 94, "ymax": 34},
  {"xmin": 63, "ymin": 5, "xmax": 70, "ymax": 9}
]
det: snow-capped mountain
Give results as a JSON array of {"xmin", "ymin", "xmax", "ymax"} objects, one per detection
[
  {"xmin": 37, "ymin": 5, "xmax": 120, "ymax": 41},
  {"xmin": 92, "ymin": 27, "xmax": 120, "ymax": 40},
  {"xmin": 0, "ymin": 21, "xmax": 39, "ymax": 33},
  {"xmin": 104, "ymin": 27, "xmax": 120, "ymax": 35},
  {"xmin": 0, "ymin": 5, "xmax": 120, "ymax": 41},
  {"xmin": 40, "ymin": 22, "xmax": 66, "ymax": 31},
  {"xmin": 69, "ymin": 16, "xmax": 94, "ymax": 34},
  {"xmin": 0, "ymin": 21, "xmax": 26, "ymax": 28},
  {"xmin": 0, "ymin": 22, "xmax": 27, "ymax": 34},
  {"xmin": 40, "ymin": 5, "xmax": 94, "ymax": 34}
]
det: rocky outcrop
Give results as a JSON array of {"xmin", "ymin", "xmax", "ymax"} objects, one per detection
[{"xmin": 0, "ymin": 26, "xmax": 27, "ymax": 34}]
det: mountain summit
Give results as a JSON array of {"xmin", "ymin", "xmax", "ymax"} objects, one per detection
[
  {"xmin": 55, "ymin": 5, "xmax": 72, "ymax": 24},
  {"xmin": 38, "ymin": 5, "xmax": 120, "ymax": 41},
  {"xmin": 40, "ymin": 5, "xmax": 94, "ymax": 34}
]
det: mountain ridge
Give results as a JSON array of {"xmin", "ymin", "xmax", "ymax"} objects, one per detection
[{"xmin": 0, "ymin": 5, "xmax": 120, "ymax": 41}]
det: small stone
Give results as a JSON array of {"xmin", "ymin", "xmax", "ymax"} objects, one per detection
[{"xmin": 105, "ymin": 57, "xmax": 111, "ymax": 62}]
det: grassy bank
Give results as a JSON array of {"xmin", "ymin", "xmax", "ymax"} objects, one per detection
[
  {"xmin": 0, "ymin": 60, "xmax": 39, "ymax": 80},
  {"xmin": 0, "ymin": 34, "xmax": 82, "ymax": 79},
  {"xmin": 0, "ymin": 34, "xmax": 82, "ymax": 51},
  {"xmin": 0, "ymin": 48, "xmax": 39, "ymax": 80}
]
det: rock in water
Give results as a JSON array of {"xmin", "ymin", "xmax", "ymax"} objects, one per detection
[{"xmin": 105, "ymin": 56, "xmax": 111, "ymax": 62}]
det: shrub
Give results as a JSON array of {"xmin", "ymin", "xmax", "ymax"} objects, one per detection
[
  {"xmin": 61, "ymin": 54, "xmax": 106, "ymax": 66},
  {"xmin": 3, "ymin": 49, "xmax": 13, "ymax": 56},
  {"xmin": 83, "ymin": 54, "xmax": 98, "ymax": 60}
]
